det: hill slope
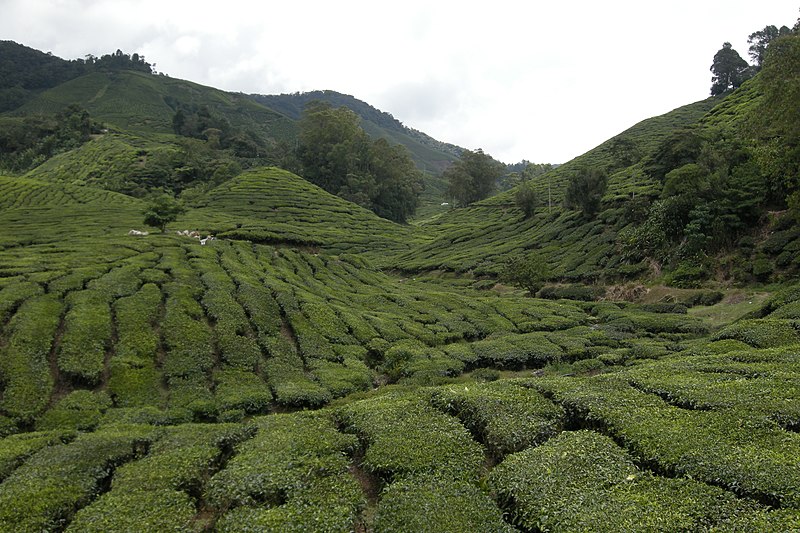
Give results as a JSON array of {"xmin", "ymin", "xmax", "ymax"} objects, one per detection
[
  {"xmin": 394, "ymin": 97, "xmax": 721, "ymax": 277},
  {"xmin": 13, "ymin": 70, "xmax": 297, "ymax": 145},
  {"xmin": 183, "ymin": 166, "xmax": 429, "ymax": 260}
]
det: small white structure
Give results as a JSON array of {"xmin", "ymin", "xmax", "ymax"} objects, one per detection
[{"xmin": 128, "ymin": 229, "xmax": 149, "ymax": 236}]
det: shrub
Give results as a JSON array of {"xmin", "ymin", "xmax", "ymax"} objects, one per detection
[
  {"xmin": 375, "ymin": 474, "xmax": 513, "ymax": 533},
  {"xmin": 68, "ymin": 424, "xmax": 252, "ymax": 533},
  {"xmin": 539, "ymin": 284, "xmax": 605, "ymax": 301},
  {"xmin": 213, "ymin": 370, "xmax": 273, "ymax": 414},
  {"xmin": 713, "ymin": 319, "xmax": 799, "ymax": 348},
  {"xmin": 0, "ymin": 428, "xmax": 152, "ymax": 532},
  {"xmin": 429, "ymin": 381, "xmax": 564, "ymax": 458},
  {"xmin": 0, "ymin": 295, "xmax": 62, "ymax": 422},
  {"xmin": 336, "ymin": 392, "xmax": 484, "ymax": 482},
  {"xmin": 57, "ymin": 290, "xmax": 112, "ymax": 385},
  {"xmin": 208, "ymin": 412, "xmax": 361, "ymax": 531},
  {"xmin": 36, "ymin": 391, "xmax": 112, "ymax": 431},
  {"xmin": 640, "ymin": 302, "xmax": 688, "ymax": 314},
  {"xmin": 490, "ymin": 430, "xmax": 759, "ymax": 532}
]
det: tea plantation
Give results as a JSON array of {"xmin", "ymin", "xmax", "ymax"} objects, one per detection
[{"xmin": 0, "ymin": 167, "xmax": 798, "ymax": 532}]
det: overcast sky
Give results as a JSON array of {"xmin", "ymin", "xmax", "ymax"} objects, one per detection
[{"xmin": 2, "ymin": 1, "xmax": 798, "ymax": 163}]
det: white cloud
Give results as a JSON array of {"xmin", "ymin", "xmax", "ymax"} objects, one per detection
[{"xmin": 1, "ymin": 0, "xmax": 797, "ymax": 163}]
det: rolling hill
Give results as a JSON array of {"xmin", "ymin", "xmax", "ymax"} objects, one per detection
[{"xmin": 0, "ymin": 33, "xmax": 799, "ymax": 532}]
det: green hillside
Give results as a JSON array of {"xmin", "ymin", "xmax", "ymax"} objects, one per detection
[
  {"xmin": 1, "ymin": 171, "xmax": 799, "ymax": 530},
  {"xmin": 13, "ymin": 70, "xmax": 297, "ymax": 144},
  {"xmin": 183, "ymin": 166, "xmax": 429, "ymax": 260},
  {"xmin": 251, "ymin": 91, "xmax": 460, "ymax": 218},
  {"xmin": 1, "ymin": 31, "xmax": 800, "ymax": 532},
  {"xmin": 394, "ymin": 97, "xmax": 721, "ymax": 277}
]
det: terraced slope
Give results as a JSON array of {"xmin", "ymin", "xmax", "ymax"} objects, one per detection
[
  {"xmin": 395, "ymin": 97, "xmax": 721, "ymax": 277},
  {"xmin": 11, "ymin": 70, "xmax": 296, "ymax": 143},
  {"xmin": 0, "ymin": 175, "xmax": 144, "ymax": 252},
  {"xmin": 22, "ymin": 133, "xmax": 182, "ymax": 194},
  {"xmin": 184, "ymin": 166, "xmax": 431, "ymax": 260},
  {"xmin": 1, "ymin": 171, "xmax": 800, "ymax": 530}
]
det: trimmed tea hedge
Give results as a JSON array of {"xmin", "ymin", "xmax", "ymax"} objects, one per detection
[
  {"xmin": 375, "ymin": 474, "xmax": 514, "ymax": 533},
  {"xmin": 490, "ymin": 430, "xmax": 760, "ymax": 532},
  {"xmin": 429, "ymin": 380, "xmax": 564, "ymax": 458},
  {"xmin": 0, "ymin": 428, "xmax": 151, "ymax": 532},
  {"xmin": 335, "ymin": 392, "xmax": 484, "ymax": 482},
  {"xmin": 208, "ymin": 412, "xmax": 362, "ymax": 532}
]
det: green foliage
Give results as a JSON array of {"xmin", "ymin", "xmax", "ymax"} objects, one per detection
[
  {"xmin": 36, "ymin": 391, "xmax": 112, "ymax": 431},
  {"xmin": 375, "ymin": 474, "xmax": 513, "ymax": 533},
  {"xmin": 0, "ymin": 428, "xmax": 151, "ymax": 532},
  {"xmin": 712, "ymin": 318, "xmax": 800, "ymax": 348},
  {"xmin": 336, "ymin": 392, "xmax": 484, "ymax": 481},
  {"xmin": 142, "ymin": 194, "xmax": 186, "ymax": 232},
  {"xmin": 68, "ymin": 423, "xmax": 250, "ymax": 533},
  {"xmin": 530, "ymin": 374, "xmax": 800, "ymax": 508},
  {"xmin": 539, "ymin": 284, "xmax": 605, "ymax": 301},
  {"xmin": 208, "ymin": 412, "xmax": 361, "ymax": 530},
  {"xmin": 429, "ymin": 380, "xmax": 564, "ymax": 458},
  {"xmin": 498, "ymin": 252, "xmax": 552, "ymax": 295},
  {"xmin": 0, "ymin": 295, "xmax": 62, "ymax": 422},
  {"xmin": 747, "ymin": 24, "xmax": 793, "ymax": 67},
  {"xmin": 491, "ymin": 430, "xmax": 759, "ymax": 532},
  {"xmin": 296, "ymin": 101, "xmax": 422, "ymax": 222},
  {"xmin": 0, "ymin": 104, "xmax": 98, "ymax": 172},
  {"xmin": 710, "ymin": 42, "xmax": 751, "ymax": 96},
  {"xmin": 57, "ymin": 290, "xmax": 112, "ymax": 385},
  {"xmin": 514, "ymin": 180, "xmax": 538, "ymax": 218},
  {"xmin": 564, "ymin": 166, "xmax": 608, "ymax": 219},
  {"xmin": 444, "ymin": 148, "xmax": 505, "ymax": 206},
  {"xmin": 0, "ymin": 430, "xmax": 74, "ymax": 481}
]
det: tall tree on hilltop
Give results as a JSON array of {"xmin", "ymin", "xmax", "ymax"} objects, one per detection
[
  {"xmin": 444, "ymin": 149, "xmax": 505, "ymax": 206},
  {"xmin": 710, "ymin": 43, "xmax": 750, "ymax": 96},
  {"xmin": 748, "ymin": 25, "xmax": 793, "ymax": 67}
]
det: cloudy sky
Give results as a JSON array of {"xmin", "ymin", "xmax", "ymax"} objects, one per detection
[{"xmin": 2, "ymin": 1, "xmax": 798, "ymax": 163}]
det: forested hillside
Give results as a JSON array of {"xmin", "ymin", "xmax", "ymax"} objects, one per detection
[{"xmin": 0, "ymin": 23, "xmax": 799, "ymax": 532}]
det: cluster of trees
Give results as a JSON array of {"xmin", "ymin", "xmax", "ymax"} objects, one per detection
[
  {"xmin": 0, "ymin": 104, "xmax": 100, "ymax": 172},
  {"xmin": 294, "ymin": 101, "xmax": 423, "ymax": 223},
  {"xmin": 170, "ymin": 101, "xmax": 263, "ymax": 158},
  {"xmin": 499, "ymin": 251, "xmax": 551, "ymax": 295},
  {"xmin": 443, "ymin": 149, "xmax": 505, "ymax": 207},
  {"xmin": 710, "ymin": 21, "xmax": 797, "ymax": 95}
]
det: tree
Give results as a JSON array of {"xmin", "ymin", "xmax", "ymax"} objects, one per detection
[
  {"xmin": 444, "ymin": 149, "xmax": 505, "ymax": 206},
  {"xmin": 747, "ymin": 25, "xmax": 792, "ymax": 67},
  {"xmin": 749, "ymin": 33, "xmax": 800, "ymax": 199},
  {"xmin": 710, "ymin": 42, "xmax": 749, "ymax": 96},
  {"xmin": 564, "ymin": 167, "xmax": 608, "ymax": 219},
  {"xmin": 143, "ymin": 194, "xmax": 186, "ymax": 233},
  {"xmin": 368, "ymin": 138, "xmax": 423, "ymax": 223},
  {"xmin": 297, "ymin": 101, "xmax": 368, "ymax": 196},
  {"xmin": 499, "ymin": 252, "xmax": 551, "ymax": 295},
  {"xmin": 515, "ymin": 182, "xmax": 538, "ymax": 218},
  {"xmin": 295, "ymin": 101, "xmax": 422, "ymax": 222}
]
